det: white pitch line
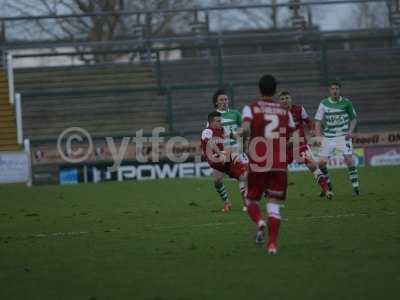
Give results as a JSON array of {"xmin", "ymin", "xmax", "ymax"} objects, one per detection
[
  {"xmin": 30, "ymin": 229, "xmax": 119, "ymax": 238},
  {"xmin": 34, "ymin": 231, "xmax": 89, "ymax": 238},
  {"xmin": 294, "ymin": 211, "xmax": 396, "ymax": 220},
  {"xmin": 157, "ymin": 211, "xmax": 397, "ymax": 230},
  {"xmin": 3, "ymin": 211, "xmax": 396, "ymax": 239}
]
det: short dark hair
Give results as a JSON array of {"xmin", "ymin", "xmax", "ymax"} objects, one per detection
[
  {"xmin": 279, "ymin": 90, "xmax": 290, "ymax": 97},
  {"xmin": 212, "ymin": 89, "xmax": 227, "ymax": 108},
  {"xmin": 330, "ymin": 81, "xmax": 342, "ymax": 88},
  {"xmin": 208, "ymin": 111, "xmax": 222, "ymax": 123},
  {"xmin": 259, "ymin": 74, "xmax": 277, "ymax": 96}
]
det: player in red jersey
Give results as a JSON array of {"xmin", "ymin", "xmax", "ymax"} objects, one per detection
[
  {"xmin": 201, "ymin": 111, "xmax": 249, "ymax": 212},
  {"xmin": 279, "ymin": 91, "xmax": 332, "ymax": 199},
  {"xmin": 239, "ymin": 74, "xmax": 294, "ymax": 254}
]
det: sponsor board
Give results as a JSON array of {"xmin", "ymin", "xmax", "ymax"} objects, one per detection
[
  {"xmin": 58, "ymin": 161, "xmax": 214, "ymax": 183},
  {"xmin": 288, "ymin": 162, "xmax": 309, "ymax": 172},
  {"xmin": 58, "ymin": 147, "xmax": 365, "ymax": 184},
  {"xmin": 365, "ymin": 146, "xmax": 400, "ymax": 166},
  {"xmin": 0, "ymin": 152, "xmax": 30, "ymax": 184},
  {"xmin": 288, "ymin": 148, "xmax": 364, "ymax": 171},
  {"xmin": 90, "ymin": 162, "xmax": 213, "ymax": 182},
  {"xmin": 59, "ymin": 168, "xmax": 79, "ymax": 185},
  {"xmin": 353, "ymin": 132, "xmax": 400, "ymax": 147},
  {"xmin": 325, "ymin": 148, "xmax": 364, "ymax": 169},
  {"xmin": 33, "ymin": 140, "xmax": 201, "ymax": 165},
  {"xmin": 34, "ymin": 131, "xmax": 399, "ymax": 166}
]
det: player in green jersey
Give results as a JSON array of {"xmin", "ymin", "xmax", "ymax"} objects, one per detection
[
  {"xmin": 213, "ymin": 89, "xmax": 242, "ymax": 149},
  {"xmin": 211, "ymin": 89, "xmax": 247, "ymax": 212},
  {"xmin": 314, "ymin": 81, "xmax": 360, "ymax": 196}
]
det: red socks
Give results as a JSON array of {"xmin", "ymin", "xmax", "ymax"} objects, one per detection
[
  {"xmin": 248, "ymin": 201, "xmax": 282, "ymax": 246},
  {"xmin": 247, "ymin": 201, "xmax": 262, "ymax": 225},
  {"xmin": 318, "ymin": 175, "xmax": 330, "ymax": 193},
  {"xmin": 313, "ymin": 169, "xmax": 330, "ymax": 193},
  {"xmin": 267, "ymin": 216, "xmax": 281, "ymax": 245}
]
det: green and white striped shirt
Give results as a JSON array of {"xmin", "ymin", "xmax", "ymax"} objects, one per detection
[
  {"xmin": 217, "ymin": 109, "xmax": 242, "ymax": 147},
  {"xmin": 314, "ymin": 96, "xmax": 357, "ymax": 138}
]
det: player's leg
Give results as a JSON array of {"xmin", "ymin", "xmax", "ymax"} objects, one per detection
[
  {"xmin": 266, "ymin": 199, "xmax": 282, "ymax": 254},
  {"xmin": 305, "ymin": 159, "xmax": 333, "ymax": 199},
  {"xmin": 245, "ymin": 172, "xmax": 266, "ymax": 243},
  {"xmin": 230, "ymin": 152, "xmax": 249, "ymax": 212},
  {"xmin": 212, "ymin": 168, "xmax": 231, "ymax": 212},
  {"xmin": 300, "ymin": 145, "xmax": 332, "ymax": 198},
  {"xmin": 265, "ymin": 171, "xmax": 288, "ymax": 254},
  {"xmin": 239, "ymin": 177, "xmax": 248, "ymax": 212},
  {"xmin": 342, "ymin": 138, "xmax": 360, "ymax": 195},
  {"xmin": 344, "ymin": 155, "xmax": 359, "ymax": 195},
  {"xmin": 318, "ymin": 138, "xmax": 334, "ymax": 194}
]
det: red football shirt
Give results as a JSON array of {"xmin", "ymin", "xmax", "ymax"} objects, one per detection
[
  {"xmin": 201, "ymin": 126, "xmax": 226, "ymax": 168},
  {"xmin": 242, "ymin": 99, "xmax": 295, "ymax": 171},
  {"xmin": 290, "ymin": 104, "xmax": 313, "ymax": 146}
]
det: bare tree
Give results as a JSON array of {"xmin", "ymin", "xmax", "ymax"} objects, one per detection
[
  {"xmin": 7, "ymin": 0, "xmax": 199, "ymax": 37},
  {"xmin": 340, "ymin": 1, "xmax": 390, "ymax": 29},
  {"xmin": 210, "ymin": 0, "xmax": 280, "ymax": 31},
  {"xmin": 5, "ymin": 0, "xmax": 198, "ymax": 62},
  {"xmin": 209, "ymin": 0, "xmax": 327, "ymax": 33}
]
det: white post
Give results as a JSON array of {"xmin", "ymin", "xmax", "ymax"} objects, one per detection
[
  {"xmin": 15, "ymin": 93, "xmax": 23, "ymax": 145},
  {"xmin": 24, "ymin": 138, "xmax": 32, "ymax": 187},
  {"xmin": 7, "ymin": 52, "xmax": 15, "ymax": 106}
]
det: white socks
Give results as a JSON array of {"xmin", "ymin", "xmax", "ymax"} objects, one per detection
[{"xmin": 267, "ymin": 203, "xmax": 281, "ymax": 219}]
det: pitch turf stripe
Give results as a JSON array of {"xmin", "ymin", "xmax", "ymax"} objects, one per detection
[{"xmin": 4, "ymin": 211, "xmax": 395, "ymax": 240}]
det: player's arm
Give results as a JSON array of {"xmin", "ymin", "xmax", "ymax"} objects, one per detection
[
  {"xmin": 207, "ymin": 138, "xmax": 223, "ymax": 157},
  {"xmin": 301, "ymin": 106, "xmax": 315, "ymax": 135},
  {"xmin": 229, "ymin": 131, "xmax": 240, "ymax": 140},
  {"xmin": 202, "ymin": 130, "xmax": 227, "ymax": 163},
  {"xmin": 226, "ymin": 110, "xmax": 243, "ymax": 139},
  {"xmin": 239, "ymin": 105, "xmax": 252, "ymax": 134},
  {"xmin": 236, "ymin": 110, "xmax": 242, "ymax": 126},
  {"xmin": 287, "ymin": 112, "xmax": 296, "ymax": 146},
  {"xmin": 347, "ymin": 119, "xmax": 357, "ymax": 139},
  {"xmin": 314, "ymin": 102, "xmax": 325, "ymax": 137},
  {"xmin": 237, "ymin": 105, "xmax": 252, "ymax": 152},
  {"xmin": 202, "ymin": 129, "xmax": 219, "ymax": 155},
  {"xmin": 313, "ymin": 102, "xmax": 325, "ymax": 146},
  {"xmin": 315, "ymin": 121, "xmax": 322, "ymax": 136},
  {"xmin": 208, "ymin": 139, "xmax": 230, "ymax": 162},
  {"xmin": 346, "ymin": 101, "xmax": 357, "ymax": 140},
  {"xmin": 241, "ymin": 119, "xmax": 251, "ymax": 137}
]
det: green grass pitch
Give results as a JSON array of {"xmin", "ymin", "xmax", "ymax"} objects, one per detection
[{"xmin": 1, "ymin": 166, "xmax": 399, "ymax": 300}]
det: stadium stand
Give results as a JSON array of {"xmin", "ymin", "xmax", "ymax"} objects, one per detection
[
  {"xmin": 11, "ymin": 46, "xmax": 400, "ymax": 141},
  {"xmin": 19, "ymin": 91, "xmax": 168, "ymax": 140},
  {"xmin": 14, "ymin": 63, "xmax": 157, "ymax": 92},
  {"xmin": 222, "ymin": 51, "xmax": 321, "ymax": 83},
  {"xmin": 167, "ymin": 48, "xmax": 400, "ymax": 134},
  {"xmin": 0, "ymin": 70, "xmax": 19, "ymax": 151},
  {"xmin": 169, "ymin": 89, "xmax": 214, "ymax": 134},
  {"xmin": 14, "ymin": 63, "xmax": 167, "ymax": 140},
  {"xmin": 162, "ymin": 57, "xmax": 218, "ymax": 85},
  {"xmin": 168, "ymin": 76, "xmax": 400, "ymax": 136},
  {"xmin": 326, "ymin": 48, "xmax": 400, "ymax": 78}
]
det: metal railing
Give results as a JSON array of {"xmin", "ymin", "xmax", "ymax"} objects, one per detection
[
  {"xmin": 0, "ymin": 0, "xmax": 389, "ymax": 21},
  {"xmin": 0, "ymin": 0, "xmax": 391, "ymax": 46},
  {"xmin": 10, "ymin": 31, "xmax": 400, "ymax": 91},
  {"xmin": 7, "ymin": 32, "xmax": 400, "ymax": 144}
]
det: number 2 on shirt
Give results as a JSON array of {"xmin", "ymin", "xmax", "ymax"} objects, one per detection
[{"xmin": 264, "ymin": 114, "xmax": 279, "ymax": 138}]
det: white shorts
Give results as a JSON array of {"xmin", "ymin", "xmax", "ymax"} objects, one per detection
[{"xmin": 319, "ymin": 136, "xmax": 353, "ymax": 157}]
